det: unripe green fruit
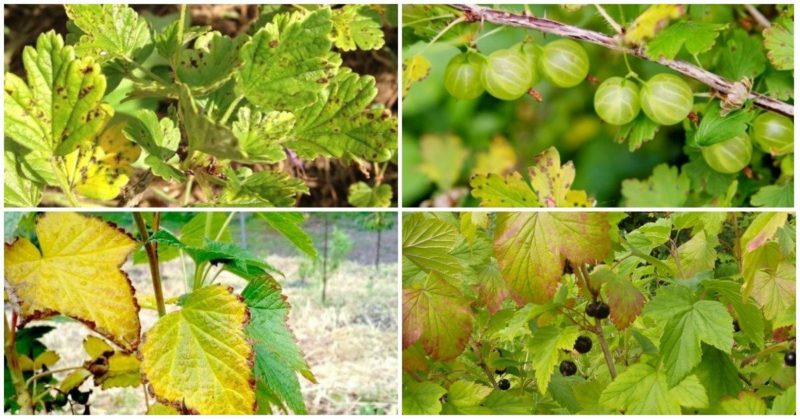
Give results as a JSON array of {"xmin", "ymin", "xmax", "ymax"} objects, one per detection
[
  {"xmin": 781, "ymin": 155, "xmax": 794, "ymax": 177},
  {"xmin": 444, "ymin": 51, "xmax": 486, "ymax": 100},
  {"xmin": 594, "ymin": 77, "xmax": 641, "ymax": 125},
  {"xmin": 512, "ymin": 42, "xmax": 541, "ymax": 87},
  {"xmin": 481, "ymin": 48, "xmax": 533, "ymax": 100},
  {"xmin": 701, "ymin": 133, "xmax": 753, "ymax": 174},
  {"xmin": 541, "ymin": 39, "xmax": 589, "ymax": 88},
  {"xmin": 640, "ymin": 74, "xmax": 693, "ymax": 126},
  {"xmin": 751, "ymin": 112, "xmax": 794, "ymax": 156}
]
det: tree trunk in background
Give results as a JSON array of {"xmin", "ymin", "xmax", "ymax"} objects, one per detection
[
  {"xmin": 321, "ymin": 217, "xmax": 329, "ymax": 304},
  {"xmin": 375, "ymin": 228, "xmax": 381, "ymax": 271},
  {"xmin": 239, "ymin": 212, "xmax": 247, "ymax": 249}
]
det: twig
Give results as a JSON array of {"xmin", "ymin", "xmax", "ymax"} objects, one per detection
[
  {"xmin": 743, "ymin": 5, "xmax": 771, "ymax": 29},
  {"xmin": 5, "ymin": 313, "xmax": 33, "ymax": 414},
  {"xmin": 594, "ymin": 319, "xmax": 618, "ymax": 379},
  {"xmin": 470, "ymin": 341, "xmax": 498, "ymax": 388},
  {"xmin": 133, "ymin": 213, "xmax": 166, "ymax": 317},
  {"xmin": 450, "ymin": 4, "xmax": 793, "ymax": 117},
  {"xmin": 24, "ymin": 366, "xmax": 84, "ymax": 387}
]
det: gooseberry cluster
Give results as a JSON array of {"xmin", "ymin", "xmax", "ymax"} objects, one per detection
[
  {"xmin": 700, "ymin": 112, "xmax": 794, "ymax": 174},
  {"xmin": 444, "ymin": 38, "xmax": 588, "ymax": 101}
]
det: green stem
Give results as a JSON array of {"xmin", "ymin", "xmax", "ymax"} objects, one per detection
[
  {"xmin": 220, "ymin": 95, "xmax": 245, "ymax": 125},
  {"xmin": 182, "ymin": 175, "xmax": 195, "ymax": 206},
  {"xmin": 740, "ymin": 341, "xmax": 791, "ymax": 367},
  {"xmin": 214, "ymin": 212, "xmax": 236, "ymax": 241},
  {"xmin": 123, "ymin": 57, "xmax": 170, "ymax": 85},
  {"xmin": 133, "ymin": 213, "xmax": 167, "ymax": 317},
  {"xmin": 5, "ymin": 313, "xmax": 33, "ymax": 414},
  {"xmin": 472, "ymin": 26, "xmax": 506, "ymax": 45},
  {"xmin": 594, "ymin": 4, "xmax": 623, "ymax": 34},
  {"xmin": 51, "ymin": 159, "xmax": 79, "ymax": 207},
  {"xmin": 421, "ymin": 16, "xmax": 466, "ymax": 54},
  {"xmin": 25, "ymin": 366, "xmax": 84, "ymax": 388}
]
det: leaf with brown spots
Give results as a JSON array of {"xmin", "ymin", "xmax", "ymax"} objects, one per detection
[{"xmin": 331, "ymin": 5, "xmax": 385, "ymax": 52}]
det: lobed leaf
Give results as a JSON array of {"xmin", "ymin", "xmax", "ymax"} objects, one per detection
[
  {"xmin": 621, "ymin": 164, "xmax": 689, "ymax": 207},
  {"xmin": 763, "ymin": 16, "xmax": 793, "ymax": 71},
  {"xmin": 529, "ymin": 326, "xmax": 581, "ymax": 394},
  {"xmin": 65, "ymin": 4, "xmax": 152, "ymax": 63},
  {"xmin": 232, "ymin": 107, "xmax": 295, "ymax": 164},
  {"xmin": 348, "ymin": 182, "xmax": 393, "ymax": 207},
  {"xmin": 331, "ymin": 5, "xmax": 385, "ymax": 51}
]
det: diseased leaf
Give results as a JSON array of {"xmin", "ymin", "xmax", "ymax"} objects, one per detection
[
  {"xmin": 402, "ymin": 55, "xmax": 431, "ymax": 97},
  {"xmin": 624, "ymin": 5, "xmax": 685, "ymax": 45},
  {"xmin": 419, "ymin": 134, "xmax": 468, "ymax": 191},
  {"xmin": 220, "ymin": 168, "xmax": 308, "ymax": 207},
  {"xmin": 140, "ymin": 285, "xmax": 255, "ymax": 415},
  {"xmin": 475, "ymin": 262, "xmax": 512, "ymax": 314},
  {"xmin": 4, "ymin": 151, "xmax": 43, "ymax": 207},
  {"xmin": 403, "ymin": 272, "xmax": 473, "ymax": 360},
  {"xmin": 4, "ymin": 31, "xmax": 112, "ymax": 156},
  {"xmin": 291, "ymin": 69, "xmax": 396, "ymax": 162},
  {"xmin": 348, "ymin": 182, "xmax": 393, "ymax": 207},
  {"xmin": 604, "ymin": 274, "xmax": 645, "ymax": 329},
  {"xmin": 751, "ymin": 261, "xmax": 795, "ymax": 321},
  {"xmin": 494, "ymin": 213, "xmax": 612, "ymax": 303},
  {"xmin": 178, "ymin": 84, "xmax": 243, "ymax": 161},
  {"xmin": 243, "ymin": 276, "xmax": 314, "ymax": 414},
  {"xmin": 65, "ymin": 4, "xmax": 152, "ymax": 63},
  {"xmin": 4, "ymin": 212, "xmax": 140, "ymax": 351},
  {"xmin": 123, "ymin": 109, "xmax": 184, "ymax": 181},
  {"xmin": 176, "ymin": 32, "xmax": 244, "ymax": 89},
  {"xmin": 232, "ymin": 107, "xmax": 295, "ymax": 164},
  {"xmin": 237, "ymin": 9, "xmax": 339, "ymax": 112},
  {"xmin": 331, "ymin": 5, "xmax": 385, "ymax": 51}
]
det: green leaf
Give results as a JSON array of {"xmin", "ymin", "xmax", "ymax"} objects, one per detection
[
  {"xmin": 232, "ymin": 107, "xmax": 295, "ymax": 164},
  {"xmin": 616, "ymin": 113, "xmax": 660, "ymax": 151},
  {"xmin": 444, "ymin": 380, "xmax": 492, "ymax": 413},
  {"xmin": 751, "ymin": 182, "xmax": 794, "ymax": 207},
  {"xmin": 154, "ymin": 18, "xmax": 209, "ymax": 62},
  {"xmin": 599, "ymin": 363, "xmax": 679, "ymax": 414},
  {"xmin": 668, "ymin": 230, "xmax": 718, "ymax": 278},
  {"xmin": 693, "ymin": 344, "xmax": 742, "ymax": 406},
  {"xmin": 668, "ymin": 374, "xmax": 709, "ymax": 409},
  {"xmin": 769, "ymin": 385, "xmax": 795, "ymax": 414},
  {"xmin": 751, "ymin": 261, "xmax": 795, "ymax": 321},
  {"xmin": 236, "ymin": 9, "xmax": 339, "ymax": 112},
  {"xmin": 4, "ymin": 31, "xmax": 112, "ymax": 156},
  {"xmin": 65, "ymin": 4, "xmax": 152, "ymax": 63},
  {"xmin": 717, "ymin": 29, "xmax": 767, "ymax": 80},
  {"xmin": 178, "ymin": 84, "xmax": 243, "ymax": 161},
  {"xmin": 529, "ymin": 325, "xmax": 580, "ymax": 394},
  {"xmin": 331, "ymin": 5, "xmax": 385, "ymax": 51},
  {"xmin": 494, "ymin": 213, "xmax": 612, "ymax": 303},
  {"xmin": 243, "ymin": 276, "xmax": 314, "ymax": 414},
  {"xmin": 402, "ymin": 213, "xmax": 462, "ymax": 276},
  {"xmin": 691, "ymin": 101, "xmax": 754, "ymax": 147},
  {"xmin": 291, "ymin": 68, "xmax": 396, "ymax": 162},
  {"xmin": 403, "ymin": 379, "xmax": 446, "ymax": 415},
  {"xmin": 220, "ymin": 168, "xmax": 308, "ymax": 207},
  {"xmin": 764, "ymin": 69, "xmax": 793, "ymax": 100},
  {"xmin": 763, "ymin": 16, "xmax": 793, "ymax": 71},
  {"xmin": 482, "ymin": 390, "xmax": 533, "ymax": 414},
  {"xmin": 176, "ymin": 32, "xmax": 243, "ymax": 89},
  {"xmin": 717, "ymin": 392, "xmax": 766, "ymax": 414},
  {"xmin": 348, "ymin": 182, "xmax": 393, "ymax": 207},
  {"xmin": 703, "ymin": 280, "xmax": 765, "ymax": 348},
  {"xmin": 123, "ymin": 109, "xmax": 184, "ymax": 181},
  {"xmin": 140, "ymin": 285, "xmax": 255, "ymax": 414},
  {"xmin": 660, "ymin": 300, "xmax": 733, "ymax": 385},
  {"xmin": 402, "ymin": 272, "xmax": 473, "ymax": 361},
  {"xmin": 257, "ymin": 213, "xmax": 317, "ymax": 259},
  {"xmin": 621, "ymin": 164, "xmax": 689, "ymax": 207},
  {"xmin": 4, "ymin": 151, "xmax": 43, "ymax": 207},
  {"xmin": 646, "ymin": 21, "xmax": 727, "ymax": 60}
]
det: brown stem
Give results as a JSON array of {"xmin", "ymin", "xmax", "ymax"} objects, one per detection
[
  {"xmin": 133, "ymin": 213, "xmax": 166, "ymax": 317},
  {"xmin": 450, "ymin": 4, "xmax": 793, "ymax": 117},
  {"xmin": 5, "ymin": 313, "xmax": 33, "ymax": 414},
  {"xmin": 743, "ymin": 5, "xmax": 771, "ymax": 29},
  {"xmin": 470, "ymin": 341, "xmax": 498, "ymax": 388},
  {"xmin": 593, "ymin": 319, "xmax": 618, "ymax": 379}
]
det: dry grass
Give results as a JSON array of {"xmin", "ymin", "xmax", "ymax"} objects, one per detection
[{"xmin": 18, "ymin": 253, "xmax": 398, "ymax": 415}]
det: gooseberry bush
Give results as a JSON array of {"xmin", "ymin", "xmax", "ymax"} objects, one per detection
[
  {"xmin": 402, "ymin": 212, "xmax": 796, "ymax": 414},
  {"xmin": 4, "ymin": 211, "xmax": 318, "ymax": 414},
  {"xmin": 402, "ymin": 4, "xmax": 793, "ymax": 207},
  {"xmin": 4, "ymin": 4, "xmax": 397, "ymax": 208}
]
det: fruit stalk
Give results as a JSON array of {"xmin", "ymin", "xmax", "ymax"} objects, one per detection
[
  {"xmin": 594, "ymin": 319, "xmax": 617, "ymax": 379},
  {"xmin": 450, "ymin": 4, "xmax": 793, "ymax": 117}
]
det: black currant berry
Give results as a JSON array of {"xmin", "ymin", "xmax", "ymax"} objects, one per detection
[
  {"xmin": 574, "ymin": 336, "xmax": 592, "ymax": 354},
  {"xmin": 733, "ymin": 320, "xmax": 740, "ymax": 333},
  {"xmin": 495, "ymin": 368, "xmax": 507, "ymax": 375},
  {"xmin": 560, "ymin": 360, "xmax": 577, "ymax": 376},
  {"xmin": 498, "ymin": 378, "xmax": 511, "ymax": 390},
  {"xmin": 69, "ymin": 388, "xmax": 91, "ymax": 405},
  {"xmin": 785, "ymin": 351, "xmax": 796, "ymax": 367},
  {"xmin": 585, "ymin": 301, "xmax": 599, "ymax": 317},
  {"xmin": 594, "ymin": 302, "xmax": 610, "ymax": 319}
]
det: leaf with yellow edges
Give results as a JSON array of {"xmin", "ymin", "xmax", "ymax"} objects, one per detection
[
  {"xmin": 82, "ymin": 336, "xmax": 141, "ymax": 389},
  {"xmin": 140, "ymin": 285, "xmax": 255, "ymax": 415},
  {"xmin": 4, "ymin": 212, "xmax": 140, "ymax": 351},
  {"xmin": 624, "ymin": 5, "xmax": 685, "ymax": 45},
  {"xmin": 403, "ymin": 55, "xmax": 431, "ymax": 97},
  {"xmin": 64, "ymin": 121, "xmax": 141, "ymax": 201}
]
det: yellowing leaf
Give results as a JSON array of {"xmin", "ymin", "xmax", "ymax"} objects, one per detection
[
  {"xmin": 751, "ymin": 261, "xmax": 795, "ymax": 321},
  {"xmin": 60, "ymin": 369, "xmax": 92, "ymax": 393},
  {"xmin": 473, "ymin": 136, "xmax": 517, "ymax": 176},
  {"xmin": 4, "ymin": 212, "xmax": 140, "ymax": 351},
  {"xmin": 494, "ymin": 213, "xmax": 612, "ymax": 303},
  {"xmin": 403, "ymin": 272, "xmax": 473, "ymax": 361},
  {"xmin": 64, "ymin": 121, "xmax": 141, "ymax": 201},
  {"xmin": 33, "ymin": 350, "xmax": 60, "ymax": 370},
  {"xmin": 624, "ymin": 5, "xmax": 685, "ymax": 45},
  {"xmin": 83, "ymin": 335, "xmax": 114, "ymax": 359},
  {"xmin": 604, "ymin": 274, "xmax": 645, "ymax": 330},
  {"xmin": 419, "ymin": 134, "xmax": 468, "ymax": 191},
  {"xmin": 403, "ymin": 54, "xmax": 431, "ymax": 97},
  {"xmin": 528, "ymin": 147, "xmax": 595, "ymax": 207},
  {"xmin": 98, "ymin": 353, "xmax": 140, "ymax": 389},
  {"xmin": 141, "ymin": 285, "xmax": 255, "ymax": 415}
]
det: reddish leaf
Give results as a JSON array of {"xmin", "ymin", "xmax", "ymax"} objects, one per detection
[{"xmin": 604, "ymin": 275, "xmax": 645, "ymax": 329}]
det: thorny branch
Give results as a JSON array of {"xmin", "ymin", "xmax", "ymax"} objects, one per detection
[{"xmin": 450, "ymin": 4, "xmax": 793, "ymax": 117}]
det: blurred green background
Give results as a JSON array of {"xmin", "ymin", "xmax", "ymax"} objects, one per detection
[{"xmin": 402, "ymin": 4, "xmax": 741, "ymax": 207}]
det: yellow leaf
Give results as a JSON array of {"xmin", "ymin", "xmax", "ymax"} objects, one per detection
[
  {"xmin": 624, "ymin": 5, "xmax": 685, "ymax": 45},
  {"xmin": 473, "ymin": 136, "xmax": 517, "ymax": 176},
  {"xmin": 97, "ymin": 353, "xmax": 141, "ymax": 389},
  {"xmin": 528, "ymin": 147, "xmax": 596, "ymax": 207},
  {"xmin": 141, "ymin": 285, "xmax": 255, "ymax": 414},
  {"xmin": 4, "ymin": 212, "xmax": 140, "ymax": 351},
  {"xmin": 147, "ymin": 403, "xmax": 180, "ymax": 415},
  {"xmin": 34, "ymin": 350, "xmax": 60, "ymax": 370},
  {"xmin": 60, "ymin": 369, "xmax": 92, "ymax": 393},
  {"xmin": 403, "ymin": 54, "xmax": 431, "ymax": 97},
  {"xmin": 18, "ymin": 355, "xmax": 34, "ymax": 371},
  {"xmin": 83, "ymin": 335, "xmax": 114, "ymax": 359},
  {"xmin": 64, "ymin": 121, "xmax": 141, "ymax": 201}
]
